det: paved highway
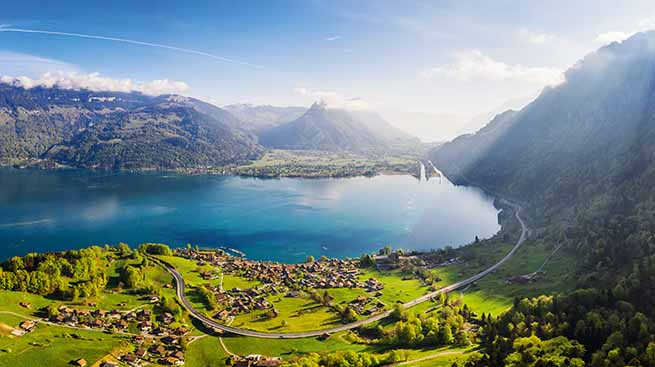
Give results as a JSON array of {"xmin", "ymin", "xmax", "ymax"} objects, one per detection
[{"xmin": 158, "ymin": 200, "xmax": 528, "ymax": 339}]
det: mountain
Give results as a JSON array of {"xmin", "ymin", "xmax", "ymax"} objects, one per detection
[
  {"xmin": 259, "ymin": 102, "xmax": 421, "ymax": 154},
  {"xmin": 455, "ymin": 93, "xmax": 536, "ymax": 136},
  {"xmin": 0, "ymin": 85, "xmax": 262, "ymax": 169},
  {"xmin": 432, "ymin": 31, "xmax": 655, "ymax": 270},
  {"xmin": 431, "ymin": 31, "xmax": 655, "ymax": 366},
  {"xmin": 223, "ymin": 103, "xmax": 307, "ymax": 131}
]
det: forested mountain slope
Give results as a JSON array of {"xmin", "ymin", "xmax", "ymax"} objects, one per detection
[
  {"xmin": 0, "ymin": 85, "xmax": 262, "ymax": 169},
  {"xmin": 433, "ymin": 31, "xmax": 655, "ymax": 367},
  {"xmin": 433, "ymin": 31, "xmax": 655, "ymax": 271}
]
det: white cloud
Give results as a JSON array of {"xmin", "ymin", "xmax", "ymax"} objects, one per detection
[
  {"xmin": 518, "ymin": 27, "xmax": 557, "ymax": 45},
  {"xmin": 594, "ymin": 17, "xmax": 655, "ymax": 44},
  {"xmin": 293, "ymin": 87, "xmax": 369, "ymax": 110},
  {"xmin": 421, "ymin": 50, "xmax": 564, "ymax": 85},
  {"xmin": 595, "ymin": 31, "xmax": 634, "ymax": 44},
  {"xmin": 0, "ymin": 71, "xmax": 189, "ymax": 96},
  {"xmin": 324, "ymin": 35, "xmax": 341, "ymax": 41}
]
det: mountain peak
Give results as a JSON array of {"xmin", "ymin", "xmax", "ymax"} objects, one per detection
[{"xmin": 309, "ymin": 100, "xmax": 329, "ymax": 111}]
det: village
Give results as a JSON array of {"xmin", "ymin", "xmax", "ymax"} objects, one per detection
[
  {"xmin": 10, "ymin": 299, "xmax": 190, "ymax": 367},
  {"xmin": 177, "ymin": 249, "xmax": 387, "ymax": 320}
]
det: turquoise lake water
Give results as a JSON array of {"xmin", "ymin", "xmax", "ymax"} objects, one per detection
[{"xmin": 0, "ymin": 168, "xmax": 500, "ymax": 263}]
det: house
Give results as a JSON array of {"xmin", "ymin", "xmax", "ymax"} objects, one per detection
[
  {"xmin": 159, "ymin": 357, "xmax": 183, "ymax": 366},
  {"xmin": 161, "ymin": 312, "xmax": 174, "ymax": 324},
  {"xmin": 100, "ymin": 362, "xmax": 118, "ymax": 367},
  {"xmin": 19, "ymin": 320, "xmax": 36, "ymax": 332},
  {"xmin": 174, "ymin": 327, "xmax": 189, "ymax": 335},
  {"xmin": 18, "ymin": 302, "xmax": 31, "ymax": 309},
  {"xmin": 256, "ymin": 358, "xmax": 282, "ymax": 367},
  {"xmin": 73, "ymin": 358, "xmax": 87, "ymax": 366},
  {"xmin": 214, "ymin": 310, "xmax": 230, "ymax": 320},
  {"xmin": 162, "ymin": 335, "xmax": 178, "ymax": 345},
  {"xmin": 151, "ymin": 345, "xmax": 167, "ymax": 355},
  {"xmin": 122, "ymin": 354, "xmax": 139, "ymax": 364},
  {"xmin": 10, "ymin": 329, "xmax": 25, "ymax": 336},
  {"xmin": 135, "ymin": 348, "xmax": 147, "ymax": 358}
]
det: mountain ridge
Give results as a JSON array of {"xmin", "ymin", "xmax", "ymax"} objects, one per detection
[
  {"xmin": 0, "ymin": 85, "xmax": 263, "ymax": 169},
  {"xmin": 431, "ymin": 30, "xmax": 655, "ymax": 271},
  {"xmin": 259, "ymin": 102, "xmax": 421, "ymax": 154}
]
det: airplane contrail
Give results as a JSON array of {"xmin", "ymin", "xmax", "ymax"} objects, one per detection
[{"xmin": 0, "ymin": 27, "xmax": 261, "ymax": 69}]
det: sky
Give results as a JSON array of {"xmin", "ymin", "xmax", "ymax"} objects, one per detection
[{"xmin": 0, "ymin": 0, "xmax": 654, "ymax": 141}]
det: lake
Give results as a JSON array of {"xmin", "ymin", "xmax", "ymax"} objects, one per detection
[{"xmin": 0, "ymin": 168, "xmax": 500, "ymax": 263}]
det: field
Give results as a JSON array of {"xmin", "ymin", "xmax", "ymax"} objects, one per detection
[
  {"xmin": 186, "ymin": 336, "xmax": 229, "ymax": 367},
  {"xmin": 223, "ymin": 332, "xmax": 371, "ymax": 357},
  {"xmin": 0, "ymin": 314, "xmax": 128, "ymax": 367},
  {"xmin": 230, "ymin": 149, "xmax": 418, "ymax": 178}
]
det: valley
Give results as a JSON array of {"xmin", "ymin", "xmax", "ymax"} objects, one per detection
[{"xmin": 3, "ymin": 5, "xmax": 655, "ymax": 366}]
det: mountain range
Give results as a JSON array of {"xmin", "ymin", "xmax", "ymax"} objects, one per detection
[
  {"xmin": 223, "ymin": 103, "xmax": 307, "ymax": 132},
  {"xmin": 0, "ymin": 86, "xmax": 263, "ymax": 169},
  {"xmin": 0, "ymin": 87, "xmax": 422, "ymax": 170}
]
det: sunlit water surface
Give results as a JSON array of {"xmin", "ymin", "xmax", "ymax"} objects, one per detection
[{"xmin": 0, "ymin": 168, "xmax": 500, "ymax": 263}]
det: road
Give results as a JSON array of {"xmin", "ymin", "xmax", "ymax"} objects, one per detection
[{"xmin": 158, "ymin": 200, "xmax": 528, "ymax": 339}]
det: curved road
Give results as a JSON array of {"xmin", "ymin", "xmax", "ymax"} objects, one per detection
[{"xmin": 158, "ymin": 201, "xmax": 527, "ymax": 339}]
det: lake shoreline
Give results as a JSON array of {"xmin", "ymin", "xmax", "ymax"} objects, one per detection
[
  {"xmin": 0, "ymin": 168, "xmax": 500, "ymax": 263},
  {"xmin": 1, "ymin": 156, "xmax": 419, "ymax": 180}
]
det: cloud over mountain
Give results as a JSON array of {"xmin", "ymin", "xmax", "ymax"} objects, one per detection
[
  {"xmin": 421, "ymin": 50, "xmax": 564, "ymax": 85},
  {"xmin": 0, "ymin": 71, "xmax": 189, "ymax": 96},
  {"xmin": 293, "ymin": 87, "xmax": 369, "ymax": 110}
]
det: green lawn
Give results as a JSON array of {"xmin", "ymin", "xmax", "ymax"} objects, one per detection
[
  {"xmin": 186, "ymin": 336, "xmax": 229, "ymax": 367},
  {"xmin": 0, "ymin": 315, "xmax": 128, "ymax": 367},
  {"xmin": 222, "ymin": 274, "xmax": 260, "ymax": 290},
  {"xmin": 411, "ymin": 352, "xmax": 469, "ymax": 367},
  {"xmin": 358, "ymin": 269, "xmax": 431, "ymax": 306},
  {"xmin": 155, "ymin": 255, "xmax": 209, "ymax": 286},
  {"xmin": 231, "ymin": 295, "xmax": 340, "ymax": 333},
  {"xmin": 222, "ymin": 332, "xmax": 371, "ymax": 357},
  {"xmin": 0, "ymin": 291, "xmax": 53, "ymax": 317},
  {"xmin": 435, "ymin": 238, "xmax": 575, "ymax": 317}
]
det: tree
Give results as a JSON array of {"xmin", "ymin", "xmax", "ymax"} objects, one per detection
[
  {"xmin": 306, "ymin": 255, "xmax": 315, "ymax": 263},
  {"xmin": 441, "ymin": 325, "xmax": 454, "ymax": 345},
  {"xmin": 343, "ymin": 306, "xmax": 357, "ymax": 322},
  {"xmin": 455, "ymin": 330, "xmax": 471, "ymax": 346},
  {"xmin": 387, "ymin": 349, "xmax": 409, "ymax": 363},
  {"xmin": 8, "ymin": 256, "xmax": 24, "ymax": 272},
  {"xmin": 47, "ymin": 304, "xmax": 60, "ymax": 318},
  {"xmin": 117, "ymin": 243, "xmax": 132, "ymax": 257},
  {"xmin": 391, "ymin": 304, "xmax": 407, "ymax": 321},
  {"xmin": 359, "ymin": 254, "xmax": 375, "ymax": 268}
]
